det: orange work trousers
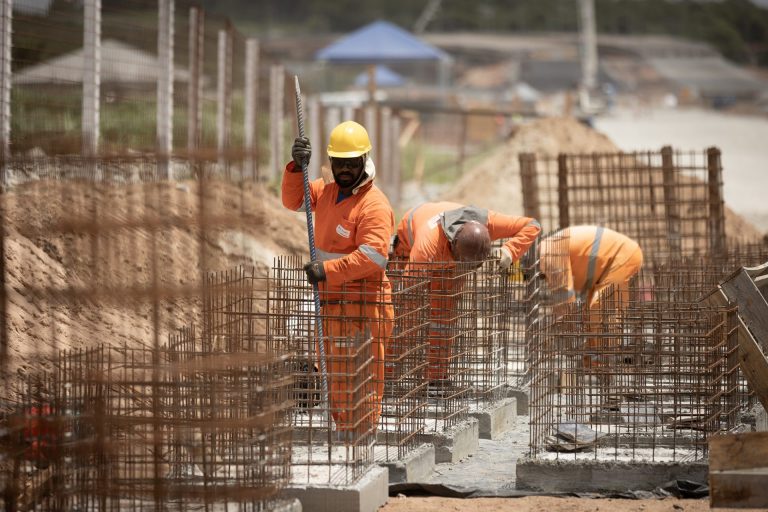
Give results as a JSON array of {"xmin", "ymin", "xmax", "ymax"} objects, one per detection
[
  {"xmin": 583, "ymin": 249, "xmax": 644, "ymax": 368},
  {"xmin": 320, "ymin": 300, "xmax": 393, "ymax": 434}
]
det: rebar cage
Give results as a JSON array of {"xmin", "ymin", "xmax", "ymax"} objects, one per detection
[{"xmin": 528, "ymin": 273, "xmax": 747, "ymax": 463}]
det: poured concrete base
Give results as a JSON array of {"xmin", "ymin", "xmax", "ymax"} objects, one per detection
[
  {"xmin": 421, "ymin": 418, "xmax": 479, "ymax": 464},
  {"xmin": 469, "ymin": 398, "xmax": 517, "ymax": 439},
  {"xmin": 516, "ymin": 457, "xmax": 708, "ymax": 493},
  {"xmin": 505, "ymin": 387, "xmax": 529, "ymax": 416},
  {"xmin": 282, "ymin": 466, "xmax": 388, "ymax": 512},
  {"xmin": 380, "ymin": 443, "xmax": 435, "ymax": 483},
  {"xmin": 273, "ymin": 498, "xmax": 303, "ymax": 512}
]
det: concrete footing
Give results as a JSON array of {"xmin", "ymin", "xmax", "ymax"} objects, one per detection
[
  {"xmin": 282, "ymin": 466, "xmax": 388, "ymax": 512},
  {"xmin": 516, "ymin": 457, "xmax": 708, "ymax": 493},
  {"xmin": 380, "ymin": 443, "xmax": 435, "ymax": 483},
  {"xmin": 469, "ymin": 398, "xmax": 517, "ymax": 439},
  {"xmin": 421, "ymin": 418, "xmax": 479, "ymax": 463},
  {"xmin": 505, "ymin": 387, "xmax": 529, "ymax": 416}
]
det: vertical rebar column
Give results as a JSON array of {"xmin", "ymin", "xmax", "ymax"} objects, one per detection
[
  {"xmin": 157, "ymin": 0, "xmax": 174, "ymax": 179},
  {"xmin": 308, "ymin": 95, "xmax": 321, "ymax": 180},
  {"xmin": 269, "ymin": 65, "xmax": 284, "ymax": 180},
  {"xmin": 519, "ymin": 153, "xmax": 541, "ymax": 221},
  {"xmin": 707, "ymin": 147, "xmax": 726, "ymax": 254},
  {"xmin": 82, "ymin": 0, "xmax": 100, "ymax": 156},
  {"xmin": 458, "ymin": 111, "xmax": 468, "ymax": 174},
  {"xmin": 379, "ymin": 106, "xmax": 392, "ymax": 198},
  {"xmin": 391, "ymin": 114, "xmax": 402, "ymax": 207},
  {"xmin": 661, "ymin": 146, "xmax": 682, "ymax": 256},
  {"xmin": 364, "ymin": 105, "xmax": 377, "ymax": 158},
  {"xmin": 187, "ymin": 6, "xmax": 204, "ymax": 153},
  {"xmin": 557, "ymin": 153, "xmax": 570, "ymax": 228},
  {"xmin": 244, "ymin": 38, "xmax": 259, "ymax": 180},
  {"xmin": 217, "ymin": 28, "xmax": 232, "ymax": 171},
  {"xmin": 0, "ymin": 0, "xmax": 9, "ymax": 170}
]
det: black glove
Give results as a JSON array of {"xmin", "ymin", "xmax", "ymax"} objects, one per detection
[
  {"xmin": 292, "ymin": 136, "xmax": 311, "ymax": 170},
  {"xmin": 303, "ymin": 260, "xmax": 326, "ymax": 285}
]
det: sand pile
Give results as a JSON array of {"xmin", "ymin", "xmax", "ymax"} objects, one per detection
[
  {"xmin": 442, "ymin": 116, "xmax": 762, "ymax": 242},
  {"xmin": 3, "ymin": 178, "xmax": 308, "ymax": 372}
]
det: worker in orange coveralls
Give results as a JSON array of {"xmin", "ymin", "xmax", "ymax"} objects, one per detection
[
  {"xmin": 392, "ymin": 201, "xmax": 541, "ymax": 388},
  {"xmin": 540, "ymin": 225, "xmax": 644, "ymax": 367},
  {"xmin": 282, "ymin": 120, "xmax": 394, "ymax": 439}
]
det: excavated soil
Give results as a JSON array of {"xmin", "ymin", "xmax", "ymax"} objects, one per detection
[
  {"xmin": 2, "ymin": 177, "xmax": 308, "ymax": 374},
  {"xmin": 442, "ymin": 116, "xmax": 762, "ymax": 242}
]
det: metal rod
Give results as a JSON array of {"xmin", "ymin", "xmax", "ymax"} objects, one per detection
[{"xmin": 293, "ymin": 75, "xmax": 331, "ymax": 428}]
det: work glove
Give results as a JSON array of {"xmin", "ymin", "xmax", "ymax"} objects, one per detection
[
  {"xmin": 292, "ymin": 137, "xmax": 311, "ymax": 170},
  {"xmin": 498, "ymin": 246, "xmax": 513, "ymax": 271},
  {"xmin": 303, "ymin": 260, "xmax": 326, "ymax": 285}
]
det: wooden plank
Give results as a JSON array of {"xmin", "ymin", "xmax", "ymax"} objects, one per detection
[
  {"xmin": 738, "ymin": 319, "xmax": 768, "ymax": 410},
  {"xmin": 721, "ymin": 268, "xmax": 768, "ymax": 353},
  {"xmin": 710, "ymin": 470, "xmax": 768, "ymax": 508},
  {"xmin": 709, "ymin": 431, "xmax": 768, "ymax": 471}
]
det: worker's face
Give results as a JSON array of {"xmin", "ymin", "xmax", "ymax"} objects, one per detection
[{"xmin": 330, "ymin": 157, "xmax": 364, "ymax": 189}]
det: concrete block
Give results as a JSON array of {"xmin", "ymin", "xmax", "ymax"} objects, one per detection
[
  {"xmin": 421, "ymin": 418, "xmax": 479, "ymax": 464},
  {"xmin": 469, "ymin": 398, "xmax": 517, "ymax": 439},
  {"xmin": 380, "ymin": 443, "xmax": 435, "ymax": 483},
  {"xmin": 505, "ymin": 387, "xmax": 529, "ymax": 416},
  {"xmin": 516, "ymin": 457, "xmax": 708, "ymax": 493},
  {"xmin": 282, "ymin": 466, "xmax": 388, "ymax": 512}
]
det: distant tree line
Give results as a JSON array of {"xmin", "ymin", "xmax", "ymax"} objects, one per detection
[{"xmin": 202, "ymin": 0, "xmax": 768, "ymax": 67}]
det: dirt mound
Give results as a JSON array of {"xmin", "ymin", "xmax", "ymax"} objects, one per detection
[
  {"xmin": 443, "ymin": 117, "xmax": 618, "ymax": 215},
  {"xmin": 442, "ymin": 116, "xmax": 762, "ymax": 242},
  {"xmin": 3, "ymin": 178, "xmax": 308, "ymax": 372}
]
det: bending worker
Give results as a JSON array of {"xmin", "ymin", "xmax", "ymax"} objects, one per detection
[
  {"xmin": 540, "ymin": 225, "xmax": 643, "ymax": 367},
  {"xmin": 283, "ymin": 121, "xmax": 394, "ymax": 439},
  {"xmin": 392, "ymin": 201, "xmax": 541, "ymax": 386}
]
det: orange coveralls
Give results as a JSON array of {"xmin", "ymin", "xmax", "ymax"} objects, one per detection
[
  {"xmin": 544, "ymin": 225, "xmax": 644, "ymax": 366},
  {"xmin": 394, "ymin": 201, "xmax": 541, "ymax": 381},
  {"xmin": 282, "ymin": 161, "xmax": 395, "ymax": 434}
]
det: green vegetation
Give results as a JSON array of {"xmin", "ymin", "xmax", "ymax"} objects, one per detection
[{"xmin": 202, "ymin": 0, "xmax": 768, "ymax": 67}]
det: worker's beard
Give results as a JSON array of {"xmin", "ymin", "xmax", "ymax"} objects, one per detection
[{"xmin": 333, "ymin": 168, "xmax": 365, "ymax": 190}]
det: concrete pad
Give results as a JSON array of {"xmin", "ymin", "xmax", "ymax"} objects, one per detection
[
  {"xmin": 380, "ymin": 443, "xmax": 435, "ymax": 484},
  {"xmin": 469, "ymin": 398, "xmax": 517, "ymax": 439},
  {"xmin": 505, "ymin": 387, "xmax": 529, "ymax": 416},
  {"xmin": 421, "ymin": 418, "xmax": 479, "ymax": 464},
  {"xmin": 282, "ymin": 465, "xmax": 388, "ymax": 512},
  {"xmin": 273, "ymin": 498, "xmax": 303, "ymax": 512},
  {"xmin": 516, "ymin": 457, "xmax": 708, "ymax": 493}
]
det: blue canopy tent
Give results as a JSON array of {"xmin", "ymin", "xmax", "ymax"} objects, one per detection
[
  {"xmin": 353, "ymin": 65, "xmax": 405, "ymax": 88},
  {"xmin": 315, "ymin": 20, "xmax": 452, "ymax": 90}
]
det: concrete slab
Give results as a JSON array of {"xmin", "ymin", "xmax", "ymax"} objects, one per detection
[
  {"xmin": 380, "ymin": 443, "xmax": 435, "ymax": 484},
  {"xmin": 516, "ymin": 457, "xmax": 708, "ymax": 493},
  {"xmin": 273, "ymin": 498, "xmax": 303, "ymax": 512},
  {"xmin": 469, "ymin": 398, "xmax": 517, "ymax": 439},
  {"xmin": 421, "ymin": 418, "xmax": 479, "ymax": 464},
  {"xmin": 505, "ymin": 387, "xmax": 529, "ymax": 416},
  {"xmin": 282, "ymin": 465, "xmax": 388, "ymax": 512}
]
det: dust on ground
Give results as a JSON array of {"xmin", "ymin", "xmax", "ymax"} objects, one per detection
[
  {"xmin": 382, "ymin": 496, "xmax": 736, "ymax": 512},
  {"xmin": 3, "ymin": 178, "xmax": 308, "ymax": 374}
]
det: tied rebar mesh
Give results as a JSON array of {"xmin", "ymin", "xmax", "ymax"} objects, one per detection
[
  {"xmin": 517, "ymin": 148, "xmax": 738, "ymax": 262},
  {"xmin": 271, "ymin": 256, "xmax": 380, "ymax": 486},
  {"xmin": 528, "ymin": 273, "xmax": 748, "ymax": 463}
]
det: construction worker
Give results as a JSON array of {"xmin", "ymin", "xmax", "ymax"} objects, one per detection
[
  {"xmin": 392, "ymin": 201, "xmax": 541, "ymax": 386},
  {"xmin": 540, "ymin": 225, "xmax": 644, "ymax": 367},
  {"xmin": 282, "ymin": 120, "xmax": 394, "ymax": 439}
]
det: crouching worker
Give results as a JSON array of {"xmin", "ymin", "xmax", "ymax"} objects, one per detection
[
  {"xmin": 540, "ymin": 225, "xmax": 643, "ymax": 368},
  {"xmin": 392, "ymin": 202, "xmax": 540, "ymax": 391},
  {"xmin": 282, "ymin": 121, "xmax": 394, "ymax": 440}
]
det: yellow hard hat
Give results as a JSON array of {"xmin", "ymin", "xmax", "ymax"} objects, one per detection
[{"xmin": 327, "ymin": 121, "xmax": 372, "ymax": 158}]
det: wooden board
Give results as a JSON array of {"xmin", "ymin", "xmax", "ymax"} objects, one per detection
[
  {"xmin": 710, "ymin": 432, "xmax": 768, "ymax": 508},
  {"xmin": 710, "ymin": 469, "xmax": 768, "ymax": 508},
  {"xmin": 737, "ymin": 318, "xmax": 768, "ymax": 411}
]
